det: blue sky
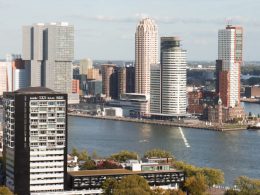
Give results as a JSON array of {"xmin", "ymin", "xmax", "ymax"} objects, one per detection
[{"xmin": 0, "ymin": 0, "xmax": 260, "ymax": 61}]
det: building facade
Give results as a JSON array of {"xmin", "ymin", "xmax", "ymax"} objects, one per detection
[
  {"xmin": 150, "ymin": 37, "xmax": 187, "ymax": 117},
  {"xmin": 161, "ymin": 37, "xmax": 187, "ymax": 116},
  {"xmin": 0, "ymin": 55, "xmax": 29, "ymax": 95},
  {"xmin": 150, "ymin": 64, "xmax": 161, "ymax": 114},
  {"xmin": 79, "ymin": 58, "xmax": 93, "ymax": 75},
  {"xmin": 135, "ymin": 18, "xmax": 158, "ymax": 96},
  {"xmin": 125, "ymin": 65, "xmax": 135, "ymax": 93},
  {"xmin": 216, "ymin": 25, "xmax": 243, "ymax": 107},
  {"xmin": 22, "ymin": 22, "xmax": 74, "ymax": 95},
  {"xmin": 3, "ymin": 87, "xmax": 67, "ymax": 194},
  {"xmin": 245, "ymin": 86, "xmax": 260, "ymax": 98},
  {"xmin": 101, "ymin": 64, "xmax": 117, "ymax": 99}
]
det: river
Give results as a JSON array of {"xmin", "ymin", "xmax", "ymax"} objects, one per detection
[{"xmin": 68, "ymin": 102, "xmax": 260, "ymax": 185}]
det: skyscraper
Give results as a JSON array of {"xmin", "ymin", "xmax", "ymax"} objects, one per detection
[
  {"xmin": 216, "ymin": 25, "xmax": 243, "ymax": 107},
  {"xmin": 125, "ymin": 64, "xmax": 135, "ymax": 93},
  {"xmin": 79, "ymin": 58, "xmax": 93, "ymax": 75},
  {"xmin": 161, "ymin": 37, "xmax": 187, "ymax": 115},
  {"xmin": 22, "ymin": 22, "xmax": 74, "ymax": 94},
  {"xmin": 150, "ymin": 63, "xmax": 161, "ymax": 114},
  {"xmin": 135, "ymin": 18, "xmax": 158, "ymax": 95},
  {"xmin": 150, "ymin": 37, "xmax": 187, "ymax": 116},
  {"xmin": 3, "ymin": 87, "xmax": 67, "ymax": 194},
  {"xmin": 101, "ymin": 64, "xmax": 117, "ymax": 99},
  {"xmin": 0, "ymin": 54, "xmax": 29, "ymax": 95}
]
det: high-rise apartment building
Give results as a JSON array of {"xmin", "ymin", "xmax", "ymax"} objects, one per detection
[
  {"xmin": 216, "ymin": 25, "xmax": 243, "ymax": 107},
  {"xmin": 0, "ymin": 54, "xmax": 29, "ymax": 95},
  {"xmin": 135, "ymin": 18, "xmax": 158, "ymax": 95},
  {"xmin": 0, "ymin": 61, "xmax": 9, "ymax": 96},
  {"xmin": 125, "ymin": 65, "xmax": 135, "ymax": 93},
  {"xmin": 150, "ymin": 64, "xmax": 161, "ymax": 114},
  {"xmin": 3, "ymin": 87, "xmax": 67, "ymax": 194},
  {"xmin": 161, "ymin": 37, "xmax": 187, "ymax": 115},
  {"xmin": 22, "ymin": 22, "xmax": 74, "ymax": 94},
  {"xmin": 101, "ymin": 64, "xmax": 117, "ymax": 99},
  {"xmin": 118, "ymin": 67, "xmax": 126, "ymax": 98},
  {"xmin": 79, "ymin": 58, "xmax": 93, "ymax": 75},
  {"xmin": 150, "ymin": 37, "xmax": 187, "ymax": 116}
]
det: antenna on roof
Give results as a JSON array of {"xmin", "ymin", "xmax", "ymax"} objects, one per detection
[{"xmin": 225, "ymin": 18, "xmax": 232, "ymax": 27}]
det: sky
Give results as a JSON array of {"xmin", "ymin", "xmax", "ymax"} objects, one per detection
[{"xmin": 0, "ymin": 0, "xmax": 260, "ymax": 61}]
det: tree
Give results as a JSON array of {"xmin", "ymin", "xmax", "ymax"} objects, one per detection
[
  {"xmin": 234, "ymin": 176, "xmax": 260, "ymax": 194},
  {"xmin": 113, "ymin": 175, "xmax": 152, "ymax": 195},
  {"xmin": 97, "ymin": 160, "xmax": 122, "ymax": 169},
  {"xmin": 163, "ymin": 189, "xmax": 186, "ymax": 195},
  {"xmin": 173, "ymin": 161, "xmax": 199, "ymax": 177},
  {"xmin": 110, "ymin": 150, "xmax": 138, "ymax": 162},
  {"xmin": 144, "ymin": 149, "xmax": 174, "ymax": 159},
  {"xmin": 92, "ymin": 150, "xmax": 98, "ymax": 159},
  {"xmin": 249, "ymin": 112, "xmax": 252, "ymax": 117},
  {"xmin": 71, "ymin": 147, "xmax": 79, "ymax": 157},
  {"xmin": 184, "ymin": 173, "xmax": 208, "ymax": 195},
  {"xmin": 102, "ymin": 178, "xmax": 118, "ymax": 195},
  {"xmin": 81, "ymin": 159, "xmax": 96, "ymax": 170},
  {"xmin": 224, "ymin": 189, "xmax": 239, "ymax": 195},
  {"xmin": 0, "ymin": 186, "xmax": 13, "ymax": 195},
  {"xmin": 202, "ymin": 167, "xmax": 224, "ymax": 187},
  {"xmin": 78, "ymin": 149, "xmax": 89, "ymax": 161}
]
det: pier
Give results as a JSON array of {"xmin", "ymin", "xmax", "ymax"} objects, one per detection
[{"xmin": 68, "ymin": 113, "xmax": 247, "ymax": 132}]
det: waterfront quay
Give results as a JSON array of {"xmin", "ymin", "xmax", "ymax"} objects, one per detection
[{"xmin": 68, "ymin": 112, "xmax": 246, "ymax": 131}]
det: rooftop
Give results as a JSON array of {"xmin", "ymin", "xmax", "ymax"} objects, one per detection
[
  {"xmin": 68, "ymin": 168, "xmax": 182, "ymax": 177},
  {"xmin": 15, "ymin": 87, "xmax": 61, "ymax": 94}
]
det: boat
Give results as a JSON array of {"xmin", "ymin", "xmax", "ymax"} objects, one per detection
[{"xmin": 247, "ymin": 122, "xmax": 260, "ymax": 130}]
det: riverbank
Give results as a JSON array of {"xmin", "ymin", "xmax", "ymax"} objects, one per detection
[
  {"xmin": 241, "ymin": 98, "xmax": 260, "ymax": 103},
  {"xmin": 68, "ymin": 113, "xmax": 247, "ymax": 131}
]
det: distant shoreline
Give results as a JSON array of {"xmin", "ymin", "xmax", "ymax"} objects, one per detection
[{"xmin": 68, "ymin": 113, "xmax": 247, "ymax": 132}]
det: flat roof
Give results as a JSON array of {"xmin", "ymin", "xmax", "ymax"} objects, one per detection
[
  {"xmin": 68, "ymin": 169, "xmax": 182, "ymax": 177},
  {"xmin": 14, "ymin": 87, "xmax": 63, "ymax": 95}
]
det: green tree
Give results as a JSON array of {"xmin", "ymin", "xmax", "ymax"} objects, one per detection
[
  {"xmin": 144, "ymin": 149, "xmax": 174, "ymax": 159},
  {"xmin": 81, "ymin": 159, "xmax": 96, "ymax": 170},
  {"xmin": 173, "ymin": 161, "xmax": 199, "ymax": 177},
  {"xmin": 163, "ymin": 189, "xmax": 186, "ymax": 195},
  {"xmin": 71, "ymin": 147, "xmax": 79, "ymax": 157},
  {"xmin": 235, "ymin": 176, "xmax": 260, "ymax": 195},
  {"xmin": 184, "ymin": 173, "xmax": 208, "ymax": 195},
  {"xmin": 113, "ymin": 175, "xmax": 152, "ymax": 195},
  {"xmin": 110, "ymin": 150, "xmax": 138, "ymax": 162},
  {"xmin": 202, "ymin": 167, "xmax": 224, "ymax": 187},
  {"xmin": 102, "ymin": 178, "xmax": 118, "ymax": 195},
  {"xmin": 0, "ymin": 186, "xmax": 13, "ymax": 195},
  {"xmin": 78, "ymin": 149, "xmax": 89, "ymax": 161},
  {"xmin": 92, "ymin": 150, "xmax": 98, "ymax": 159}
]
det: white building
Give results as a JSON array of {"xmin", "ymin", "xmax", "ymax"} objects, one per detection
[
  {"xmin": 0, "ymin": 54, "xmax": 29, "ymax": 95},
  {"xmin": 150, "ymin": 37, "xmax": 187, "ymax": 117},
  {"xmin": 103, "ymin": 107, "xmax": 123, "ymax": 117},
  {"xmin": 3, "ymin": 87, "xmax": 67, "ymax": 194},
  {"xmin": 218, "ymin": 25, "xmax": 243, "ymax": 107},
  {"xmin": 135, "ymin": 18, "xmax": 158, "ymax": 97},
  {"xmin": 161, "ymin": 37, "xmax": 187, "ymax": 116}
]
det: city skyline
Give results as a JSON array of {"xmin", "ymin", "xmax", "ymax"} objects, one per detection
[{"xmin": 0, "ymin": 0, "xmax": 260, "ymax": 61}]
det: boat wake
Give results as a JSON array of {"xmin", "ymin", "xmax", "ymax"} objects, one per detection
[{"xmin": 179, "ymin": 127, "xmax": 190, "ymax": 148}]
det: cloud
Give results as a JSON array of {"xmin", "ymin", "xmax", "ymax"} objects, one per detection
[{"xmin": 68, "ymin": 13, "xmax": 260, "ymax": 27}]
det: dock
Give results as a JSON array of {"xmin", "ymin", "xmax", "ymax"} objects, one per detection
[{"xmin": 68, "ymin": 113, "xmax": 247, "ymax": 132}]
